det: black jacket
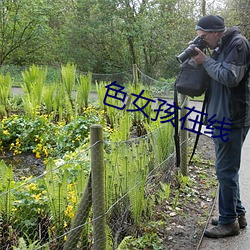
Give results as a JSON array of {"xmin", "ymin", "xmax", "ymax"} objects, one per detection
[{"xmin": 203, "ymin": 26, "xmax": 250, "ymax": 128}]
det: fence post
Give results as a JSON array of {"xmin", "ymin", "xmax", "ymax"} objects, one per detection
[
  {"xmin": 180, "ymin": 94, "xmax": 188, "ymax": 176},
  {"xmin": 91, "ymin": 124, "xmax": 106, "ymax": 250},
  {"xmin": 63, "ymin": 175, "xmax": 92, "ymax": 250},
  {"xmin": 133, "ymin": 64, "xmax": 138, "ymax": 86}
]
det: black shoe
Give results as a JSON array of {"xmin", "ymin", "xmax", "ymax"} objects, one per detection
[
  {"xmin": 211, "ymin": 214, "xmax": 247, "ymax": 229},
  {"xmin": 204, "ymin": 222, "xmax": 240, "ymax": 238}
]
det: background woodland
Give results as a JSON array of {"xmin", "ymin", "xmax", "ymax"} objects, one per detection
[{"xmin": 0, "ymin": 0, "xmax": 249, "ymax": 81}]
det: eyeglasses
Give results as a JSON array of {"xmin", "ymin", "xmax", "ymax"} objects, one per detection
[{"xmin": 199, "ymin": 32, "xmax": 214, "ymax": 40}]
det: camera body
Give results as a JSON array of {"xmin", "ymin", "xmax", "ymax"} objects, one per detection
[{"xmin": 176, "ymin": 36, "xmax": 208, "ymax": 64}]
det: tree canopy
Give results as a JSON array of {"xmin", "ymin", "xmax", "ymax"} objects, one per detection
[{"xmin": 0, "ymin": 0, "xmax": 248, "ymax": 79}]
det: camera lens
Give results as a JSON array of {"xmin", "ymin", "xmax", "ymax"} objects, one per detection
[
  {"xmin": 176, "ymin": 36, "xmax": 208, "ymax": 63},
  {"xmin": 176, "ymin": 44, "xmax": 198, "ymax": 63}
]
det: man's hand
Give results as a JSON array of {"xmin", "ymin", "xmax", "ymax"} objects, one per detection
[{"xmin": 192, "ymin": 47, "xmax": 207, "ymax": 64}]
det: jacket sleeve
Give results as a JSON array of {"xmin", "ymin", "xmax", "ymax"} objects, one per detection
[{"xmin": 203, "ymin": 37, "xmax": 250, "ymax": 87}]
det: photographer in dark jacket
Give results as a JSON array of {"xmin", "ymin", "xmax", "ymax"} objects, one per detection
[{"xmin": 192, "ymin": 15, "xmax": 250, "ymax": 238}]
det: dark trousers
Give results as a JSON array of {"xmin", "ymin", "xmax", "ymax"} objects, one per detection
[{"xmin": 213, "ymin": 127, "xmax": 249, "ymax": 225}]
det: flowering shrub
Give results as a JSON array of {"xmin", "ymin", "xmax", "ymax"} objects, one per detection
[{"xmin": 0, "ymin": 106, "xmax": 105, "ymax": 158}]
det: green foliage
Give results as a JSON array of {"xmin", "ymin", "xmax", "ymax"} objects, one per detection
[
  {"xmin": 105, "ymin": 136, "xmax": 153, "ymax": 227},
  {"xmin": 0, "ymin": 108, "xmax": 103, "ymax": 157},
  {"xmin": 159, "ymin": 182, "xmax": 171, "ymax": 203},
  {"xmin": 128, "ymin": 84, "xmax": 153, "ymax": 124},
  {"xmin": 0, "ymin": 73, "xmax": 12, "ymax": 116},
  {"xmin": 96, "ymin": 81, "xmax": 108, "ymax": 111},
  {"xmin": 43, "ymin": 85, "xmax": 56, "ymax": 113},
  {"xmin": 145, "ymin": 120, "xmax": 174, "ymax": 165},
  {"xmin": 178, "ymin": 173, "xmax": 192, "ymax": 189},
  {"xmin": 13, "ymin": 235, "xmax": 46, "ymax": 250},
  {"xmin": 61, "ymin": 62, "xmax": 76, "ymax": 101},
  {"xmin": 43, "ymin": 159, "xmax": 68, "ymax": 230},
  {"xmin": 0, "ymin": 64, "xmax": 187, "ymax": 248},
  {"xmin": 21, "ymin": 65, "xmax": 47, "ymax": 118},
  {"xmin": 0, "ymin": 0, "xmax": 228, "ymax": 77},
  {"xmin": 12, "ymin": 176, "xmax": 48, "ymax": 240},
  {"xmin": 117, "ymin": 233, "xmax": 163, "ymax": 250},
  {"xmin": 0, "ymin": 0, "xmax": 52, "ymax": 65},
  {"xmin": 0, "ymin": 161, "xmax": 14, "ymax": 222},
  {"xmin": 110, "ymin": 112, "xmax": 133, "ymax": 141},
  {"xmin": 76, "ymin": 72, "xmax": 92, "ymax": 110}
]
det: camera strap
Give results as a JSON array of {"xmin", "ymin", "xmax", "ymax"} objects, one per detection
[
  {"xmin": 174, "ymin": 83, "xmax": 208, "ymax": 168},
  {"xmin": 174, "ymin": 82, "xmax": 180, "ymax": 168},
  {"xmin": 189, "ymin": 90, "xmax": 208, "ymax": 164}
]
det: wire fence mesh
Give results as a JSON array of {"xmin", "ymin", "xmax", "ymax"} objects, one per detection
[
  {"xmin": 5, "ymin": 64, "xmax": 175, "ymax": 100},
  {"xmin": 0, "ymin": 119, "xmax": 191, "ymax": 249},
  {"xmin": 0, "ymin": 65, "xmax": 191, "ymax": 249}
]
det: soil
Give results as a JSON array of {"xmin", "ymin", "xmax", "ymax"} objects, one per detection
[
  {"xmin": 0, "ymin": 152, "xmax": 45, "ymax": 180},
  {"xmin": 159, "ymin": 134, "xmax": 217, "ymax": 250}
]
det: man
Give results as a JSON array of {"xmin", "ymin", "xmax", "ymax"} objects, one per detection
[{"xmin": 192, "ymin": 15, "xmax": 250, "ymax": 238}]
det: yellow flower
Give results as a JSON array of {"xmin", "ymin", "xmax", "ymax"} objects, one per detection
[
  {"xmin": 3, "ymin": 130, "xmax": 9, "ymax": 135},
  {"xmin": 32, "ymin": 193, "xmax": 42, "ymax": 201},
  {"xmin": 36, "ymin": 152, "xmax": 41, "ymax": 159},
  {"xmin": 65, "ymin": 205, "xmax": 74, "ymax": 218},
  {"xmin": 43, "ymin": 147, "xmax": 49, "ymax": 157},
  {"xmin": 71, "ymin": 195, "xmax": 76, "ymax": 204},
  {"xmin": 12, "ymin": 207, "xmax": 17, "ymax": 212},
  {"xmin": 26, "ymin": 183, "xmax": 37, "ymax": 191}
]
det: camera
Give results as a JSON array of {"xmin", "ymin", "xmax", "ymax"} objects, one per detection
[{"xmin": 176, "ymin": 36, "xmax": 208, "ymax": 64}]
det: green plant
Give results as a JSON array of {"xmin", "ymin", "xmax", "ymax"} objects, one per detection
[
  {"xmin": 0, "ymin": 73, "xmax": 12, "ymax": 116},
  {"xmin": 76, "ymin": 72, "xmax": 92, "ymax": 110},
  {"xmin": 105, "ymin": 136, "xmax": 153, "ymax": 233},
  {"xmin": 12, "ymin": 176, "xmax": 49, "ymax": 241},
  {"xmin": 145, "ymin": 120, "xmax": 174, "ymax": 164},
  {"xmin": 21, "ymin": 65, "xmax": 47, "ymax": 118},
  {"xmin": 178, "ymin": 172, "xmax": 194, "ymax": 190},
  {"xmin": 0, "ymin": 161, "xmax": 15, "ymax": 222},
  {"xmin": 172, "ymin": 190, "xmax": 180, "ymax": 210},
  {"xmin": 60, "ymin": 62, "xmax": 76, "ymax": 102},
  {"xmin": 157, "ymin": 182, "xmax": 171, "ymax": 203},
  {"xmin": 13, "ymin": 233, "xmax": 49, "ymax": 250},
  {"xmin": 128, "ymin": 83, "xmax": 153, "ymax": 125},
  {"xmin": 0, "ymin": 107, "xmax": 104, "ymax": 158},
  {"xmin": 117, "ymin": 233, "xmax": 163, "ymax": 250},
  {"xmin": 43, "ymin": 159, "xmax": 67, "ymax": 216},
  {"xmin": 43, "ymin": 84, "xmax": 56, "ymax": 114},
  {"xmin": 96, "ymin": 81, "xmax": 107, "ymax": 110}
]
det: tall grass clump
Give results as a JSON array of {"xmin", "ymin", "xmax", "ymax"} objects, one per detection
[
  {"xmin": 61, "ymin": 63, "xmax": 76, "ymax": 103},
  {"xmin": 21, "ymin": 65, "xmax": 47, "ymax": 118},
  {"xmin": 96, "ymin": 81, "xmax": 107, "ymax": 111},
  {"xmin": 0, "ymin": 161, "xmax": 14, "ymax": 222},
  {"xmin": 76, "ymin": 72, "xmax": 92, "ymax": 112},
  {"xmin": 0, "ymin": 73, "xmax": 12, "ymax": 116},
  {"xmin": 128, "ymin": 83, "xmax": 153, "ymax": 125},
  {"xmin": 43, "ymin": 84, "xmax": 56, "ymax": 114},
  {"xmin": 105, "ymin": 135, "xmax": 154, "ymax": 246},
  {"xmin": 145, "ymin": 119, "xmax": 174, "ymax": 165}
]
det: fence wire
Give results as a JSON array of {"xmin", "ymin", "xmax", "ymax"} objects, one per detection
[
  {"xmin": 0, "ymin": 67, "xmax": 191, "ymax": 249},
  {"xmin": 0, "ymin": 119, "xmax": 190, "ymax": 249}
]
